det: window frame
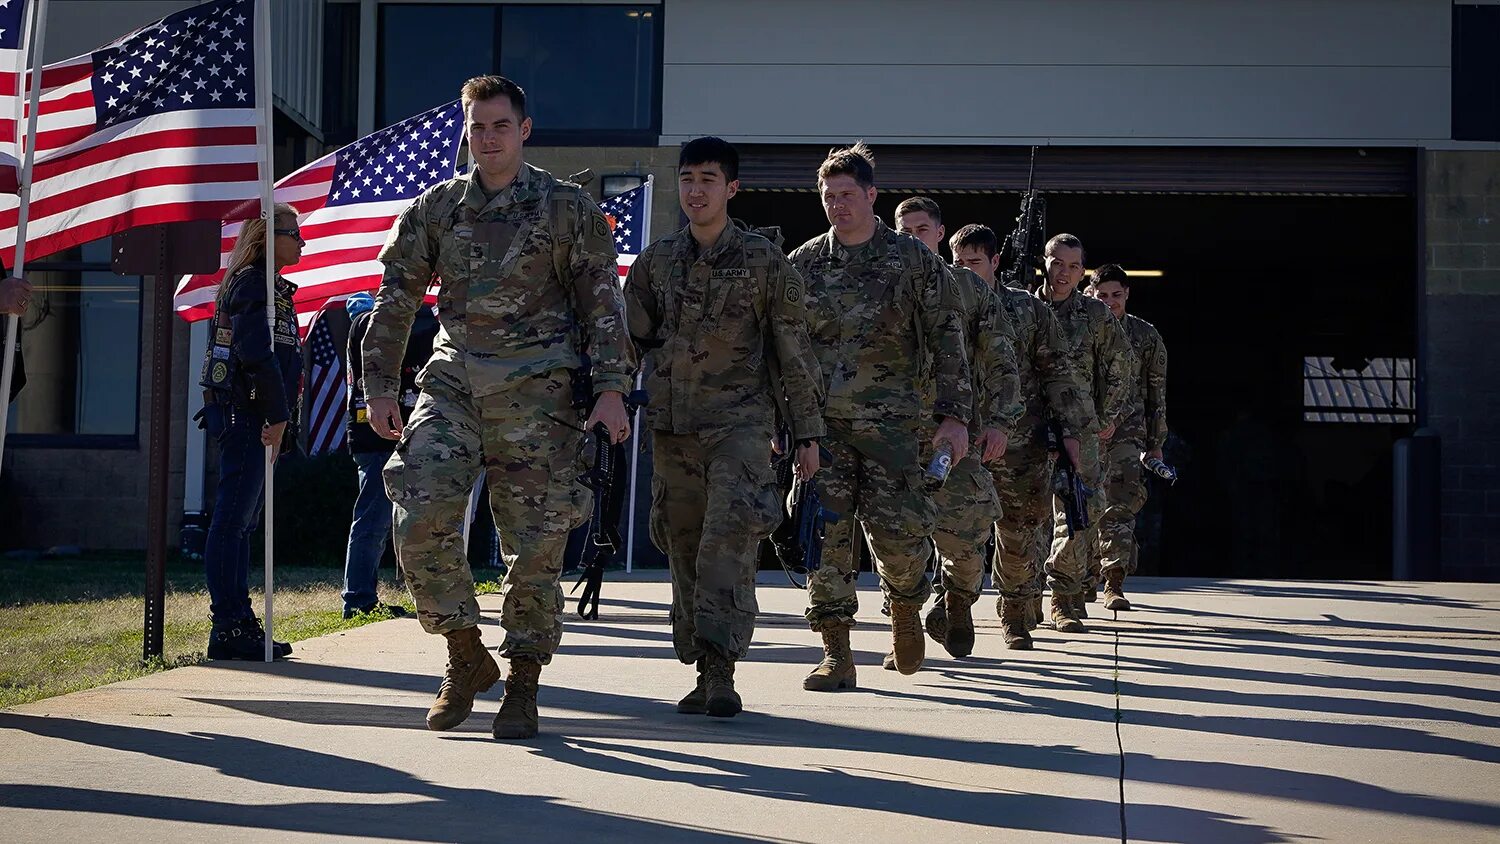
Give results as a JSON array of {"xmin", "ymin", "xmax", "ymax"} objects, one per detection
[{"xmin": 6, "ymin": 257, "xmax": 145, "ymax": 450}]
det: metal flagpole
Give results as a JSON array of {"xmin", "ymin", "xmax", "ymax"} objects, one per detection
[
  {"xmin": 254, "ymin": 0, "xmax": 276, "ymax": 662},
  {"xmin": 0, "ymin": 0, "xmax": 48, "ymax": 478},
  {"xmin": 623, "ymin": 175, "xmax": 652, "ymax": 574}
]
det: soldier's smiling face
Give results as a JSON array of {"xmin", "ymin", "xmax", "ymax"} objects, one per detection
[
  {"xmin": 679, "ymin": 162, "xmax": 738, "ymax": 227},
  {"xmin": 1092, "ymin": 279, "xmax": 1129, "ymax": 318},
  {"xmin": 820, "ymin": 174, "xmax": 877, "ymax": 236},
  {"xmin": 1046, "ymin": 244, "xmax": 1086, "ymax": 294},
  {"xmin": 466, "ymin": 96, "xmax": 531, "ymax": 178}
]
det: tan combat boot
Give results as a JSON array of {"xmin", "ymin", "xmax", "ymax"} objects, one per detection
[
  {"xmin": 704, "ymin": 653, "xmax": 743, "ymax": 718},
  {"xmin": 1074, "ymin": 591, "xmax": 1090, "ymax": 619},
  {"xmin": 1000, "ymin": 597, "xmax": 1034, "ymax": 650},
  {"xmin": 491, "ymin": 658, "xmax": 541, "ymax": 740},
  {"xmin": 1027, "ymin": 594, "xmax": 1043, "ymax": 630},
  {"xmin": 426, "ymin": 626, "xmax": 502, "ymax": 731},
  {"xmin": 942, "ymin": 589, "xmax": 975, "ymax": 658},
  {"xmin": 677, "ymin": 658, "xmax": 707, "ymax": 714},
  {"xmin": 804, "ymin": 626, "xmax": 857, "ymax": 691},
  {"xmin": 1050, "ymin": 593, "xmax": 1085, "ymax": 633},
  {"xmin": 889, "ymin": 601, "xmax": 926, "ymax": 674},
  {"xmin": 923, "ymin": 599, "xmax": 949, "ymax": 643},
  {"xmin": 1103, "ymin": 569, "xmax": 1131, "ymax": 611}
]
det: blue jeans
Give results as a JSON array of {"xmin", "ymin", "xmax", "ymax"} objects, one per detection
[
  {"xmin": 203, "ymin": 404, "xmax": 267, "ymax": 624},
  {"xmin": 343, "ymin": 450, "xmax": 395, "ymax": 612}
]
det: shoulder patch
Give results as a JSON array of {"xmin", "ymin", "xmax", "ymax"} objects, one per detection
[
  {"xmin": 784, "ymin": 280, "xmax": 803, "ymax": 305},
  {"xmin": 592, "ymin": 213, "xmax": 611, "ymax": 239}
]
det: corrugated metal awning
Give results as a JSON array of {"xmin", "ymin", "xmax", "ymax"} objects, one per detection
[{"xmin": 737, "ymin": 145, "xmax": 1416, "ymax": 197}]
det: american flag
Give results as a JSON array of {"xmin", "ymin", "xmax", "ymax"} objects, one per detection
[
  {"xmin": 175, "ymin": 98, "xmax": 464, "ymax": 332},
  {"xmin": 598, "ymin": 177, "xmax": 652, "ymax": 278},
  {"xmin": 0, "ymin": 0, "xmax": 262, "ymax": 265},
  {"xmin": 0, "ymin": 1, "xmax": 31, "ymax": 194},
  {"xmin": 304, "ymin": 308, "xmax": 345, "ymax": 456}
]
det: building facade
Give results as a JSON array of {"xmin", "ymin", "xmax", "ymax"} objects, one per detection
[{"xmin": 4, "ymin": 0, "xmax": 1497, "ymax": 579}]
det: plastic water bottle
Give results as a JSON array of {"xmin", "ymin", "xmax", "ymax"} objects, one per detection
[{"xmin": 925, "ymin": 442, "xmax": 954, "ymax": 487}]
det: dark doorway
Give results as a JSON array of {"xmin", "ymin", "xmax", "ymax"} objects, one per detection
[{"xmin": 731, "ymin": 188, "xmax": 1418, "ymax": 579}]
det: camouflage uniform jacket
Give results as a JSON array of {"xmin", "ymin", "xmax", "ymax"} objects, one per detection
[
  {"xmin": 1118, "ymin": 312, "xmax": 1168, "ymax": 449},
  {"xmin": 950, "ymin": 264, "xmax": 1022, "ymax": 436},
  {"xmin": 364, "ymin": 163, "xmax": 635, "ymax": 401},
  {"xmin": 1034, "ymin": 285, "xmax": 1132, "ymax": 432},
  {"xmin": 1000, "ymin": 284, "xmax": 1095, "ymax": 440},
  {"xmin": 790, "ymin": 221, "xmax": 972, "ymax": 424},
  {"xmin": 626, "ymin": 222, "xmax": 826, "ymax": 441}
]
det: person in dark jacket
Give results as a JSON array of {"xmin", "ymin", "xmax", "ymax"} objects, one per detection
[
  {"xmin": 340, "ymin": 290, "xmax": 438, "ymax": 618},
  {"xmin": 198, "ymin": 203, "xmax": 304, "ymax": 660}
]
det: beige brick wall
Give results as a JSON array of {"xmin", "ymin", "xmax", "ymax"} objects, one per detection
[{"xmin": 1423, "ymin": 150, "xmax": 1500, "ymax": 579}]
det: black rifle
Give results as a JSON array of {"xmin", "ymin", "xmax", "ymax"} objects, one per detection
[
  {"xmin": 767, "ymin": 436, "xmax": 839, "ymax": 589},
  {"xmin": 1046, "ymin": 422, "xmax": 1094, "ymax": 538},
  {"xmin": 998, "ymin": 146, "xmax": 1047, "ymax": 290},
  {"xmin": 570, "ymin": 388, "xmax": 649, "ymax": 620}
]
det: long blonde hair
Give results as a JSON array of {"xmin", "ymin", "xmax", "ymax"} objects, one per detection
[{"xmin": 219, "ymin": 202, "xmax": 299, "ymax": 307}]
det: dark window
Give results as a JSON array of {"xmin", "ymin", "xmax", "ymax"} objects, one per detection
[
  {"xmin": 378, "ymin": 4, "xmax": 498, "ymax": 129},
  {"xmin": 322, "ymin": 0, "xmax": 362, "ymax": 148},
  {"xmin": 376, "ymin": 4, "xmax": 659, "ymax": 144},
  {"xmin": 1453, "ymin": 4, "xmax": 1500, "ymax": 142},
  {"xmin": 5, "ymin": 239, "xmax": 142, "ymax": 443},
  {"xmin": 500, "ymin": 5, "xmax": 658, "ymax": 143}
]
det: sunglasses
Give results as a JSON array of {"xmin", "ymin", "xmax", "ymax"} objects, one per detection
[{"xmin": 274, "ymin": 227, "xmax": 304, "ymax": 243}]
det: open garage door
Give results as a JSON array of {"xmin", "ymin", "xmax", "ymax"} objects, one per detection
[{"xmin": 732, "ymin": 146, "xmax": 1418, "ymax": 580}]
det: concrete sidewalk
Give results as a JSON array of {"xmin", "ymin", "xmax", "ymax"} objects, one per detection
[{"xmin": 2, "ymin": 575, "xmax": 1498, "ymax": 843}]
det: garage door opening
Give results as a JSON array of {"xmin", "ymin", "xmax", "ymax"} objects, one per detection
[{"xmin": 731, "ymin": 172, "xmax": 1417, "ymax": 580}]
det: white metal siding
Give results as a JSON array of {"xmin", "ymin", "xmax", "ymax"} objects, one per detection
[
  {"xmin": 273, "ymin": 0, "xmax": 324, "ymax": 135},
  {"xmin": 662, "ymin": 0, "xmax": 1454, "ymax": 146}
]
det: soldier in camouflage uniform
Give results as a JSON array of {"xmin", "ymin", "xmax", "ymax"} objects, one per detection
[
  {"xmin": 363, "ymin": 77, "xmax": 636, "ymax": 740},
  {"xmin": 791, "ymin": 144, "xmax": 973, "ymax": 689},
  {"xmin": 626, "ymin": 138, "xmax": 825, "ymax": 718},
  {"xmin": 1036, "ymin": 234, "xmax": 1133, "ymax": 633},
  {"xmin": 1087, "ymin": 264, "xmax": 1168, "ymax": 611},
  {"xmin": 951, "ymin": 224, "xmax": 1094, "ymax": 649},
  {"xmin": 890, "ymin": 199, "xmax": 1021, "ymax": 661}
]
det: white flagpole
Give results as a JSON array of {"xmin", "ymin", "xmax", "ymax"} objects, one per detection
[
  {"xmin": 254, "ymin": 0, "xmax": 276, "ymax": 662},
  {"xmin": 0, "ymin": 0, "xmax": 49, "ymax": 478},
  {"xmin": 623, "ymin": 175, "xmax": 651, "ymax": 575}
]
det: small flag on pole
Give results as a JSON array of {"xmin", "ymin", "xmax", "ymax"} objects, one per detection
[
  {"xmin": 304, "ymin": 307, "xmax": 346, "ymax": 456},
  {"xmin": 598, "ymin": 179, "xmax": 652, "ymax": 279}
]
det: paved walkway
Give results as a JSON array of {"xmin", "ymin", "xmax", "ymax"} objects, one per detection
[{"xmin": 3, "ymin": 575, "xmax": 1498, "ymax": 843}]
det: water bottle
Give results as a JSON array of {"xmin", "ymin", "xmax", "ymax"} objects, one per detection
[
  {"xmin": 925, "ymin": 441, "xmax": 954, "ymax": 488},
  {"xmin": 1141, "ymin": 455, "xmax": 1177, "ymax": 485}
]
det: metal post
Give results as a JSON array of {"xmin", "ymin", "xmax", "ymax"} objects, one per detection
[{"xmin": 143, "ymin": 272, "xmax": 172, "ymax": 660}]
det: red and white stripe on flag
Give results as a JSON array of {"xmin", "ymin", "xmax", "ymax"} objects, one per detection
[
  {"xmin": 175, "ymin": 98, "xmax": 465, "ymax": 334},
  {"xmin": 597, "ymin": 177, "xmax": 652, "ymax": 280},
  {"xmin": 0, "ymin": 0, "xmax": 263, "ymax": 266},
  {"xmin": 0, "ymin": 0, "xmax": 31, "ymax": 195}
]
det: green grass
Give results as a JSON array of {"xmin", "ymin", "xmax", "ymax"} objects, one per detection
[{"xmin": 0, "ymin": 553, "xmax": 417, "ymax": 710}]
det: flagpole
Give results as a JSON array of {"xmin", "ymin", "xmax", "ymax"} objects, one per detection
[
  {"xmin": 254, "ymin": 0, "xmax": 276, "ymax": 662},
  {"xmin": 623, "ymin": 175, "xmax": 651, "ymax": 575},
  {"xmin": 0, "ymin": 0, "xmax": 48, "ymax": 478}
]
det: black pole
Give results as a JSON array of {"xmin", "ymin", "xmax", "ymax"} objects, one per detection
[{"xmin": 143, "ymin": 272, "xmax": 172, "ymax": 661}]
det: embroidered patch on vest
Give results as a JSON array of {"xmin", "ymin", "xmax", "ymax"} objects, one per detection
[{"xmin": 710, "ymin": 268, "xmax": 750, "ymax": 279}]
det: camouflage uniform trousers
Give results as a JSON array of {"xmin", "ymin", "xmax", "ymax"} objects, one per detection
[
  {"xmin": 928, "ymin": 450, "xmax": 1003, "ymax": 605},
  {"xmin": 806, "ymin": 416, "xmax": 935, "ymax": 630},
  {"xmin": 1046, "ymin": 433, "xmax": 1105, "ymax": 597},
  {"xmin": 988, "ymin": 436, "xmax": 1053, "ymax": 601},
  {"xmin": 651, "ymin": 426, "xmax": 780, "ymax": 663},
  {"xmin": 1097, "ymin": 437, "xmax": 1147, "ymax": 576},
  {"xmin": 383, "ymin": 369, "xmax": 588, "ymax": 665}
]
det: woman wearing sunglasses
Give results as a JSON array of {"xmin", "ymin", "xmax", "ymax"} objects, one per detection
[{"xmin": 196, "ymin": 202, "xmax": 304, "ymax": 660}]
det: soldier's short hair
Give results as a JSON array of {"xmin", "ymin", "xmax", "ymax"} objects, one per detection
[
  {"xmin": 1045, "ymin": 232, "xmax": 1086, "ymax": 262},
  {"xmin": 950, "ymin": 223, "xmax": 999, "ymax": 259},
  {"xmin": 818, "ymin": 142, "xmax": 876, "ymax": 189},
  {"xmin": 461, "ymin": 75, "xmax": 527, "ymax": 120},
  {"xmin": 680, "ymin": 136, "xmax": 739, "ymax": 182},
  {"xmin": 894, "ymin": 196, "xmax": 942, "ymax": 226},
  {"xmin": 1089, "ymin": 263, "xmax": 1130, "ymax": 289}
]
